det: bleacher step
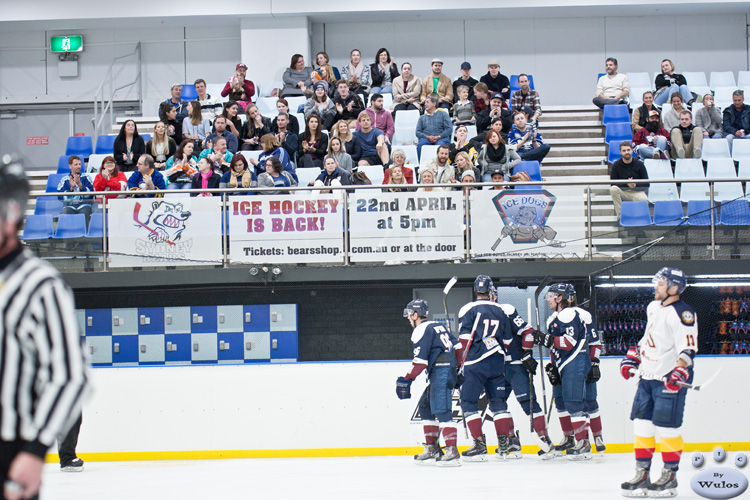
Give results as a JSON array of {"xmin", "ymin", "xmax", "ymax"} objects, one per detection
[
  {"xmin": 547, "ymin": 146, "xmax": 605, "ymax": 157},
  {"xmin": 539, "ymin": 120, "xmax": 602, "ymax": 129},
  {"xmin": 542, "ymin": 128, "xmax": 604, "ymax": 139},
  {"xmin": 545, "ymin": 137, "xmax": 604, "ymax": 146},
  {"xmin": 542, "ymin": 111, "xmax": 601, "ymax": 122}
]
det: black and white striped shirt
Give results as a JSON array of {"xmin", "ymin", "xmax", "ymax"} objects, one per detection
[{"xmin": 0, "ymin": 246, "xmax": 88, "ymax": 458}]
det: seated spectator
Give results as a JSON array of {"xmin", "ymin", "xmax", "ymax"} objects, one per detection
[
  {"xmin": 198, "ymin": 136, "xmax": 233, "ymax": 174},
  {"xmin": 384, "ymin": 149, "xmax": 414, "ymax": 184},
  {"xmin": 480, "ymin": 59, "xmax": 511, "ymax": 101},
  {"xmin": 195, "ymin": 78, "xmax": 223, "ymax": 121},
  {"xmin": 654, "ymin": 59, "xmax": 692, "ymax": 106},
  {"xmin": 272, "ymin": 99, "xmax": 300, "ymax": 135},
  {"xmin": 449, "ymin": 124, "xmax": 478, "ymax": 164},
  {"xmin": 128, "ymin": 154, "xmax": 165, "ymax": 197},
  {"xmin": 354, "ymin": 112, "xmax": 389, "ymax": 166},
  {"xmin": 470, "ymin": 115, "xmax": 505, "ymax": 150},
  {"xmin": 473, "ymin": 82, "xmax": 490, "ymax": 115},
  {"xmin": 340, "ymin": 49, "xmax": 371, "ymax": 98},
  {"xmin": 453, "ymin": 62, "xmax": 478, "ymax": 103},
  {"xmin": 383, "ymin": 165, "xmax": 410, "ymax": 192},
  {"xmin": 633, "ymin": 110, "xmax": 670, "ymax": 160},
  {"xmin": 671, "ymin": 110, "xmax": 703, "ymax": 159},
  {"xmin": 165, "ymin": 140, "xmax": 198, "ymax": 190},
  {"xmin": 57, "ymin": 155, "xmax": 94, "ymax": 221},
  {"xmin": 695, "ymin": 94, "xmax": 724, "ymax": 139},
  {"xmin": 609, "ymin": 142, "xmax": 648, "ymax": 219},
  {"xmin": 159, "ymin": 102, "xmax": 184, "ymax": 145},
  {"xmin": 282, "ymin": 54, "xmax": 313, "ymax": 98},
  {"xmin": 221, "ymin": 101, "xmax": 243, "ymax": 139},
  {"xmin": 508, "ymin": 111, "xmax": 551, "ymax": 163},
  {"xmin": 489, "ymin": 168, "xmax": 505, "ymax": 190},
  {"xmin": 723, "ymin": 90, "xmax": 750, "ymax": 152},
  {"xmin": 510, "ymin": 74, "xmax": 541, "ymax": 124},
  {"xmin": 204, "ymin": 115, "xmax": 238, "ymax": 153},
  {"xmin": 370, "ymin": 48, "xmax": 399, "ymax": 95},
  {"xmin": 220, "ymin": 154, "xmax": 257, "ymax": 195},
  {"xmin": 93, "ymin": 156, "xmax": 128, "ymax": 200},
  {"xmin": 190, "ymin": 157, "xmax": 221, "ymax": 196},
  {"xmin": 356, "ymin": 93, "xmax": 394, "ymax": 144},
  {"xmin": 593, "ymin": 57, "xmax": 630, "ymax": 109},
  {"xmin": 221, "ymin": 63, "xmax": 255, "ymax": 108},
  {"xmin": 454, "ymin": 151, "xmax": 480, "ymax": 184},
  {"xmin": 298, "ymin": 114, "xmax": 328, "ymax": 169},
  {"xmin": 663, "ymin": 92, "xmax": 686, "ymax": 130},
  {"xmin": 422, "ymin": 144, "xmax": 455, "ymax": 188},
  {"xmin": 477, "ymin": 130, "xmax": 521, "ymax": 183},
  {"xmin": 313, "ymin": 157, "xmax": 351, "ymax": 192},
  {"xmin": 113, "ymin": 119, "xmax": 146, "ymax": 172},
  {"xmin": 159, "ymin": 83, "xmax": 188, "ymax": 121},
  {"xmin": 420, "ymin": 59, "xmax": 453, "ymax": 110},
  {"xmin": 273, "ymin": 112, "xmax": 298, "ymax": 160},
  {"xmin": 315, "ymin": 51, "xmax": 340, "ymax": 85},
  {"xmin": 146, "ymin": 121, "xmax": 177, "ymax": 171},
  {"xmin": 460, "ymin": 169, "xmax": 477, "ymax": 193},
  {"xmin": 257, "ymin": 156, "xmax": 297, "ymax": 194},
  {"xmin": 240, "ymin": 103, "xmax": 272, "ymax": 151},
  {"xmin": 303, "ymin": 81, "xmax": 336, "ymax": 130},
  {"xmin": 632, "ymin": 91, "xmax": 660, "ymax": 133},
  {"xmin": 417, "ymin": 168, "xmax": 436, "ymax": 192},
  {"xmin": 416, "ymin": 94, "xmax": 452, "ymax": 157},
  {"xmin": 182, "ymin": 101, "xmax": 211, "ymax": 153},
  {"xmin": 326, "ymin": 136, "xmax": 353, "ymax": 173},
  {"xmin": 453, "ymin": 85, "xmax": 476, "ymax": 125},
  {"xmin": 333, "ymin": 80, "xmax": 364, "ymax": 128},
  {"xmin": 250, "ymin": 134, "xmax": 294, "ymax": 176},
  {"xmin": 476, "ymin": 93, "xmax": 512, "ymax": 137},
  {"xmin": 333, "ymin": 119, "xmax": 361, "ymax": 163},
  {"xmin": 391, "ymin": 62, "xmax": 421, "ymax": 113}
]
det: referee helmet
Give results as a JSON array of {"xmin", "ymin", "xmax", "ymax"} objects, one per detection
[{"xmin": 0, "ymin": 156, "xmax": 29, "ymax": 226}]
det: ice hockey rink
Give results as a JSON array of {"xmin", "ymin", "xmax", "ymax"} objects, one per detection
[{"xmin": 41, "ymin": 453, "xmax": 721, "ymax": 500}]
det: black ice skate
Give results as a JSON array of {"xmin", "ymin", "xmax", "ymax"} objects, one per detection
[
  {"xmin": 621, "ymin": 467, "xmax": 651, "ymax": 497},
  {"xmin": 461, "ymin": 435, "xmax": 487, "ymax": 462},
  {"xmin": 551, "ymin": 435, "xmax": 575, "ymax": 457},
  {"xmin": 507, "ymin": 431, "xmax": 523, "ymax": 460},
  {"xmin": 537, "ymin": 435, "xmax": 555, "ymax": 460},
  {"xmin": 495, "ymin": 433, "xmax": 510, "ymax": 460},
  {"xmin": 647, "ymin": 469, "xmax": 677, "ymax": 498},
  {"xmin": 594, "ymin": 435, "xmax": 607, "ymax": 453},
  {"xmin": 436, "ymin": 445, "xmax": 461, "ymax": 467},
  {"xmin": 566, "ymin": 438, "xmax": 592, "ymax": 461},
  {"xmin": 60, "ymin": 457, "xmax": 84, "ymax": 472},
  {"xmin": 413, "ymin": 443, "xmax": 441, "ymax": 465}
]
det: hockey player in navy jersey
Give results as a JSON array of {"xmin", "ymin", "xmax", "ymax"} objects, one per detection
[
  {"xmin": 584, "ymin": 313, "xmax": 606, "ymax": 453},
  {"xmin": 457, "ymin": 276, "xmax": 516, "ymax": 461},
  {"xmin": 620, "ymin": 268, "xmax": 697, "ymax": 497},
  {"xmin": 535, "ymin": 283, "xmax": 594, "ymax": 460},
  {"xmin": 396, "ymin": 299, "xmax": 462, "ymax": 466}
]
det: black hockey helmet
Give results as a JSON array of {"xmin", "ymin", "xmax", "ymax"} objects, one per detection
[
  {"xmin": 0, "ymin": 155, "xmax": 29, "ymax": 225},
  {"xmin": 404, "ymin": 299, "xmax": 429, "ymax": 318},
  {"xmin": 474, "ymin": 275, "xmax": 494, "ymax": 294},
  {"xmin": 653, "ymin": 267, "xmax": 687, "ymax": 294},
  {"xmin": 548, "ymin": 283, "xmax": 576, "ymax": 301}
]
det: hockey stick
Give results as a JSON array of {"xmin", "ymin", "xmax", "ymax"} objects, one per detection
[
  {"xmin": 443, "ymin": 276, "xmax": 458, "ymax": 332},
  {"xmin": 533, "ymin": 276, "xmax": 554, "ymax": 417},
  {"xmin": 527, "ymin": 298, "xmax": 534, "ymax": 433},
  {"xmin": 631, "ymin": 367, "xmax": 721, "ymax": 391}
]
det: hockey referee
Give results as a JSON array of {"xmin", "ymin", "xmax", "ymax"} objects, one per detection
[{"xmin": 0, "ymin": 156, "xmax": 89, "ymax": 500}]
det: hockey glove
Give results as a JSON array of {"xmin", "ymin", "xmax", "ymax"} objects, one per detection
[
  {"xmin": 533, "ymin": 329, "xmax": 553, "ymax": 348},
  {"xmin": 454, "ymin": 373, "xmax": 465, "ymax": 390},
  {"xmin": 664, "ymin": 366, "xmax": 689, "ymax": 391},
  {"xmin": 521, "ymin": 350, "xmax": 538, "ymax": 375},
  {"xmin": 396, "ymin": 377, "xmax": 413, "ymax": 399},
  {"xmin": 586, "ymin": 358, "xmax": 601, "ymax": 384},
  {"xmin": 619, "ymin": 347, "xmax": 641, "ymax": 380},
  {"xmin": 545, "ymin": 362, "xmax": 562, "ymax": 386}
]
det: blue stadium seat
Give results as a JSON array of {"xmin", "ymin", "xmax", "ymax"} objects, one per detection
[
  {"xmin": 34, "ymin": 197, "xmax": 63, "ymax": 217},
  {"xmin": 95, "ymin": 135, "xmax": 117, "ymax": 154},
  {"xmin": 686, "ymin": 200, "xmax": 718, "ymax": 226},
  {"xmin": 719, "ymin": 199, "xmax": 750, "ymax": 225},
  {"xmin": 140, "ymin": 133, "xmax": 151, "ymax": 144},
  {"xmin": 653, "ymin": 200, "xmax": 685, "ymax": 226},
  {"xmin": 181, "ymin": 84, "xmax": 198, "ymax": 101},
  {"xmin": 65, "ymin": 136, "xmax": 93, "ymax": 160},
  {"xmin": 604, "ymin": 122, "xmax": 633, "ymax": 143},
  {"xmin": 86, "ymin": 213, "xmax": 104, "ymax": 238},
  {"xmin": 53, "ymin": 214, "xmax": 87, "ymax": 239},
  {"xmin": 608, "ymin": 140, "xmax": 625, "ymax": 163},
  {"xmin": 513, "ymin": 161, "xmax": 542, "ymax": 181},
  {"xmin": 57, "ymin": 155, "xmax": 71, "ymax": 174},
  {"xmin": 46, "ymin": 174, "xmax": 66, "ymax": 193},
  {"xmin": 602, "ymin": 104, "xmax": 630, "ymax": 125},
  {"xmin": 22, "ymin": 215, "xmax": 54, "ymax": 241},
  {"xmin": 620, "ymin": 201, "xmax": 652, "ymax": 227}
]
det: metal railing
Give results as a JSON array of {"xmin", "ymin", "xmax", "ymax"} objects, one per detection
[{"xmin": 91, "ymin": 42, "xmax": 142, "ymax": 142}]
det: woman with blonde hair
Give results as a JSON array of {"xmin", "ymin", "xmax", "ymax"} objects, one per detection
[
  {"xmin": 383, "ymin": 165, "xmax": 410, "ymax": 192},
  {"xmin": 182, "ymin": 101, "xmax": 212, "ymax": 150},
  {"xmin": 454, "ymin": 151, "xmax": 480, "ymax": 184},
  {"xmin": 326, "ymin": 136, "xmax": 353, "ymax": 173},
  {"xmin": 252, "ymin": 133, "xmax": 294, "ymax": 176},
  {"xmin": 654, "ymin": 59, "xmax": 692, "ymax": 106},
  {"xmin": 146, "ymin": 121, "xmax": 177, "ymax": 170},
  {"xmin": 417, "ymin": 168, "xmax": 436, "ymax": 193},
  {"xmin": 220, "ymin": 154, "xmax": 257, "ymax": 195},
  {"xmin": 332, "ymin": 120, "xmax": 361, "ymax": 164}
]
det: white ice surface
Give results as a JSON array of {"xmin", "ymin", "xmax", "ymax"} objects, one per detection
[{"xmin": 41, "ymin": 453, "xmax": 711, "ymax": 500}]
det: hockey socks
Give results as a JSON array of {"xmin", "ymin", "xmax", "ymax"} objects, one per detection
[
  {"xmin": 423, "ymin": 423, "xmax": 440, "ymax": 445},
  {"xmin": 660, "ymin": 435, "xmax": 683, "ymax": 471},
  {"xmin": 440, "ymin": 423, "xmax": 458, "ymax": 447},
  {"xmin": 492, "ymin": 412, "xmax": 513, "ymax": 438},
  {"xmin": 532, "ymin": 413, "xmax": 549, "ymax": 439},
  {"xmin": 466, "ymin": 414, "xmax": 484, "ymax": 440},
  {"xmin": 589, "ymin": 412, "xmax": 603, "ymax": 438},
  {"xmin": 558, "ymin": 413, "xmax": 574, "ymax": 437},
  {"xmin": 571, "ymin": 415, "xmax": 588, "ymax": 442},
  {"xmin": 634, "ymin": 435, "xmax": 656, "ymax": 469}
]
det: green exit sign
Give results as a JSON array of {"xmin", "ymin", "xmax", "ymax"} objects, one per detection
[{"xmin": 50, "ymin": 35, "xmax": 83, "ymax": 53}]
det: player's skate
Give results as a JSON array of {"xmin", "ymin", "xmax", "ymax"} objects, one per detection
[
  {"xmin": 413, "ymin": 443, "xmax": 441, "ymax": 466},
  {"xmin": 566, "ymin": 438, "xmax": 592, "ymax": 461},
  {"xmin": 621, "ymin": 467, "xmax": 651, "ymax": 497},
  {"xmin": 506, "ymin": 431, "xmax": 523, "ymax": 459},
  {"xmin": 495, "ymin": 433, "xmax": 511, "ymax": 460},
  {"xmin": 550, "ymin": 435, "xmax": 574, "ymax": 457},
  {"xmin": 647, "ymin": 469, "xmax": 677, "ymax": 498},
  {"xmin": 461, "ymin": 435, "xmax": 487, "ymax": 462},
  {"xmin": 537, "ymin": 435, "xmax": 555, "ymax": 460},
  {"xmin": 436, "ymin": 445, "xmax": 461, "ymax": 467},
  {"xmin": 594, "ymin": 435, "xmax": 607, "ymax": 453}
]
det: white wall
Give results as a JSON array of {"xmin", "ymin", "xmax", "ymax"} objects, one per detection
[{"xmin": 73, "ymin": 357, "xmax": 746, "ymax": 458}]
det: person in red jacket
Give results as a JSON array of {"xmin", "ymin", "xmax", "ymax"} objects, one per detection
[
  {"xmin": 93, "ymin": 156, "xmax": 128, "ymax": 200},
  {"xmin": 632, "ymin": 110, "xmax": 670, "ymax": 160}
]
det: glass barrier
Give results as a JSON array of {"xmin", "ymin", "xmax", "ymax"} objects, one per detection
[{"xmin": 24, "ymin": 177, "xmax": 750, "ymax": 272}]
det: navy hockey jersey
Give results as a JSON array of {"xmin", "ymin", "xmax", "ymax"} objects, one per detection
[
  {"xmin": 545, "ymin": 306, "xmax": 593, "ymax": 372},
  {"xmin": 498, "ymin": 304, "xmax": 535, "ymax": 364},
  {"xmin": 411, "ymin": 320, "xmax": 459, "ymax": 374},
  {"xmin": 457, "ymin": 300, "xmax": 514, "ymax": 366}
]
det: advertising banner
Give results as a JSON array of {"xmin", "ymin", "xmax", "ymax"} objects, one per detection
[
  {"xmin": 228, "ymin": 194, "xmax": 345, "ymax": 264},
  {"xmin": 108, "ymin": 197, "xmax": 223, "ymax": 267},
  {"xmin": 349, "ymin": 192, "xmax": 465, "ymax": 263}
]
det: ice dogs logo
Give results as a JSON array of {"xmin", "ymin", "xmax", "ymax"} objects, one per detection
[
  {"xmin": 133, "ymin": 201, "xmax": 191, "ymax": 245},
  {"xmin": 490, "ymin": 190, "xmax": 564, "ymax": 250},
  {"xmin": 690, "ymin": 448, "xmax": 748, "ymax": 499}
]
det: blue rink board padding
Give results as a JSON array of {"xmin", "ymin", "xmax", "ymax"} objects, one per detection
[{"xmin": 78, "ymin": 304, "xmax": 298, "ymax": 367}]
